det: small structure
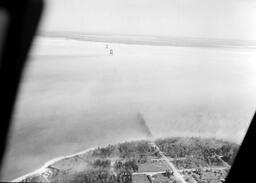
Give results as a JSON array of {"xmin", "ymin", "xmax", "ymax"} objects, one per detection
[
  {"xmin": 163, "ymin": 170, "xmax": 173, "ymax": 178},
  {"xmin": 110, "ymin": 49, "xmax": 113, "ymax": 55},
  {"xmin": 106, "ymin": 44, "xmax": 109, "ymax": 49}
]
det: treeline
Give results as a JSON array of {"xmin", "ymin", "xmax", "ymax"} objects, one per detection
[
  {"xmin": 52, "ymin": 168, "xmax": 131, "ymax": 183},
  {"xmin": 92, "ymin": 140, "xmax": 154, "ymax": 158},
  {"xmin": 91, "ymin": 158, "xmax": 139, "ymax": 173},
  {"xmin": 91, "ymin": 137, "xmax": 239, "ymax": 166},
  {"xmin": 114, "ymin": 159, "xmax": 138, "ymax": 173},
  {"xmin": 155, "ymin": 137, "xmax": 239, "ymax": 166},
  {"xmin": 91, "ymin": 140, "xmax": 154, "ymax": 163}
]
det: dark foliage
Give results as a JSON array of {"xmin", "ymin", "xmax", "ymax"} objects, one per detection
[
  {"xmin": 93, "ymin": 159, "xmax": 111, "ymax": 169},
  {"xmin": 53, "ymin": 168, "xmax": 117, "ymax": 183},
  {"xmin": 114, "ymin": 159, "xmax": 138, "ymax": 173}
]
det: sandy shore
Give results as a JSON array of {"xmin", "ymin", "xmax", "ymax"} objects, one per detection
[{"xmin": 11, "ymin": 147, "xmax": 96, "ymax": 182}]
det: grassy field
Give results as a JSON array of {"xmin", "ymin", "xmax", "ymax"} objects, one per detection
[{"xmin": 138, "ymin": 160, "xmax": 169, "ymax": 172}]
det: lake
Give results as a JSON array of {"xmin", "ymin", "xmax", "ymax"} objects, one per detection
[{"xmin": 1, "ymin": 36, "xmax": 255, "ymax": 181}]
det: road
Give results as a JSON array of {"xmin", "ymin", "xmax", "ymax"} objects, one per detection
[
  {"xmin": 215, "ymin": 154, "xmax": 231, "ymax": 169},
  {"xmin": 179, "ymin": 167, "xmax": 229, "ymax": 172},
  {"xmin": 138, "ymin": 113, "xmax": 187, "ymax": 183},
  {"xmin": 149, "ymin": 142, "xmax": 187, "ymax": 183},
  {"xmin": 133, "ymin": 171, "xmax": 166, "ymax": 176}
]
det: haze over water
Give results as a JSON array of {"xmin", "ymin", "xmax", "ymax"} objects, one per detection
[{"xmin": 1, "ymin": 35, "xmax": 255, "ymax": 181}]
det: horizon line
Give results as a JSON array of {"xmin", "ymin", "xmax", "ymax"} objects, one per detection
[{"xmin": 36, "ymin": 31, "xmax": 256, "ymax": 49}]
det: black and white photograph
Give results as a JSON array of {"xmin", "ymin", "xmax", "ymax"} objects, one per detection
[{"xmin": 0, "ymin": 0, "xmax": 256, "ymax": 182}]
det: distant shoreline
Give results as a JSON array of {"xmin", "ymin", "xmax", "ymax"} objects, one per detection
[{"xmin": 37, "ymin": 31, "xmax": 256, "ymax": 49}]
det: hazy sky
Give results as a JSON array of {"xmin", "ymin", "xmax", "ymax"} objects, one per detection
[{"xmin": 40, "ymin": 0, "xmax": 256, "ymax": 40}]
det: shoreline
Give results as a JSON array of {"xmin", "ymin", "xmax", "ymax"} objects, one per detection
[
  {"xmin": 11, "ymin": 147, "xmax": 96, "ymax": 182},
  {"xmin": 10, "ymin": 138, "xmax": 145, "ymax": 182},
  {"xmin": 10, "ymin": 136, "xmax": 239, "ymax": 182},
  {"xmin": 37, "ymin": 32, "xmax": 256, "ymax": 49}
]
